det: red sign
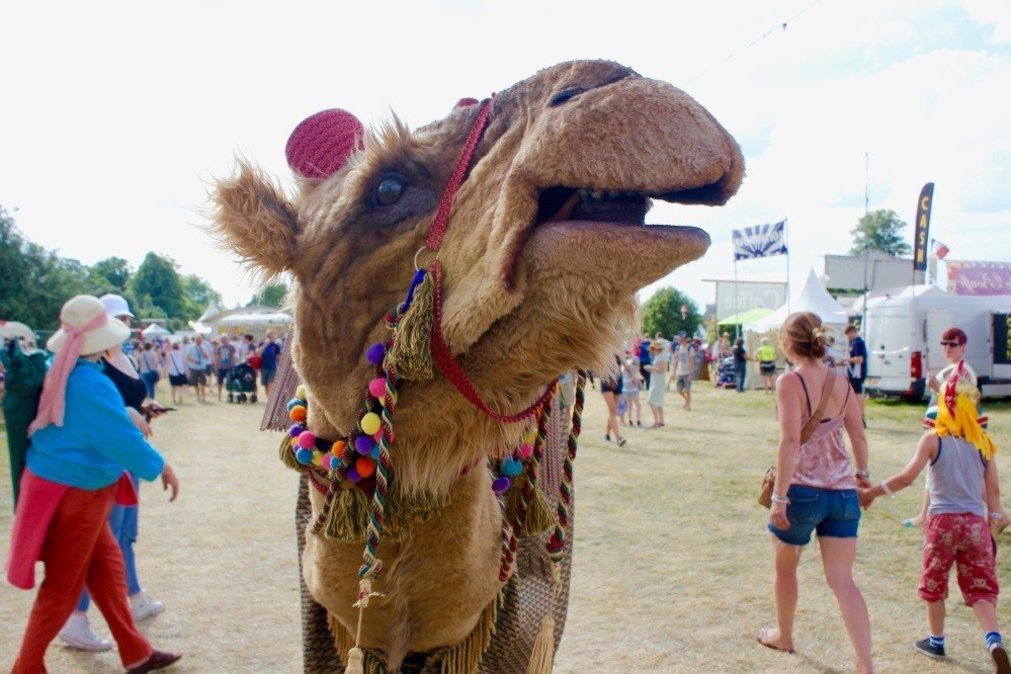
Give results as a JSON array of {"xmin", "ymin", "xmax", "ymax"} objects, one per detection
[{"xmin": 947, "ymin": 260, "xmax": 1011, "ymax": 296}]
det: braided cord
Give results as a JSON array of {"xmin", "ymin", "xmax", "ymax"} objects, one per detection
[
  {"xmin": 522, "ymin": 394, "xmax": 552, "ymax": 510},
  {"xmin": 547, "ymin": 372, "xmax": 585, "ymax": 563},
  {"xmin": 429, "ymin": 261, "xmax": 556, "ymax": 423},
  {"xmin": 358, "ymin": 365, "xmax": 398, "ymax": 580}
]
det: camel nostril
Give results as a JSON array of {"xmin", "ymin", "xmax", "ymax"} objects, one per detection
[{"xmin": 548, "ymin": 87, "xmax": 584, "ymax": 107}]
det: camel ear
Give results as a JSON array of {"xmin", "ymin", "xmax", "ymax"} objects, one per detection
[
  {"xmin": 211, "ymin": 161, "xmax": 298, "ymax": 275},
  {"xmin": 286, "ymin": 109, "xmax": 364, "ymax": 182}
]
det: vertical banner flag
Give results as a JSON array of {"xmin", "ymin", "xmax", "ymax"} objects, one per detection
[
  {"xmin": 733, "ymin": 220, "xmax": 788, "ymax": 260},
  {"xmin": 913, "ymin": 182, "xmax": 934, "ymax": 271}
]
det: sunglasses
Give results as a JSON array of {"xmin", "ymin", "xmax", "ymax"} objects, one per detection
[{"xmin": 940, "ymin": 341, "xmax": 962, "ymax": 347}]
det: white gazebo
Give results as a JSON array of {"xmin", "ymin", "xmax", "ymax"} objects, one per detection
[
  {"xmin": 141, "ymin": 323, "xmax": 172, "ymax": 339},
  {"xmin": 740, "ymin": 269, "xmax": 851, "ymax": 388}
]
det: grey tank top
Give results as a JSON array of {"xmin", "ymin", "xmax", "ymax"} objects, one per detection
[{"xmin": 927, "ymin": 436, "xmax": 986, "ymax": 517}]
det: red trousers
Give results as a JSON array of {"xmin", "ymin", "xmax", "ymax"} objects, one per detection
[{"xmin": 13, "ymin": 484, "xmax": 152, "ymax": 673}]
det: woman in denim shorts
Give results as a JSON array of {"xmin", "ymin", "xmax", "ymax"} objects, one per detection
[{"xmin": 759, "ymin": 312, "xmax": 874, "ymax": 674}]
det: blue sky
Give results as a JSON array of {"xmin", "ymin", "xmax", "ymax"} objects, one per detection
[{"xmin": 2, "ymin": 0, "xmax": 1009, "ymax": 313}]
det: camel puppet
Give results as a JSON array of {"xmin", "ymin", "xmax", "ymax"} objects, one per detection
[{"xmin": 213, "ymin": 60, "xmax": 743, "ymax": 673}]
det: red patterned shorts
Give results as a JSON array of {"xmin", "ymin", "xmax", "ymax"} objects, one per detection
[{"xmin": 919, "ymin": 512, "xmax": 999, "ymax": 606}]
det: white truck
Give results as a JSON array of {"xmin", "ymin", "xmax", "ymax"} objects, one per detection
[{"xmin": 862, "ymin": 286, "xmax": 1011, "ymax": 400}]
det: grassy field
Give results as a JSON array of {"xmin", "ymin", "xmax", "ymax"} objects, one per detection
[{"xmin": 2, "ymin": 384, "xmax": 1011, "ymax": 673}]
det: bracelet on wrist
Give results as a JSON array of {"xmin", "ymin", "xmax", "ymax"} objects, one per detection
[
  {"xmin": 855, "ymin": 469, "xmax": 870, "ymax": 479},
  {"xmin": 879, "ymin": 479, "xmax": 896, "ymax": 499},
  {"xmin": 770, "ymin": 493, "xmax": 791, "ymax": 505},
  {"xmin": 990, "ymin": 511, "xmax": 1005, "ymax": 520}
]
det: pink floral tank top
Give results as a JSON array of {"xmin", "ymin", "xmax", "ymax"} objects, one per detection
[{"xmin": 791, "ymin": 374, "xmax": 856, "ymax": 490}]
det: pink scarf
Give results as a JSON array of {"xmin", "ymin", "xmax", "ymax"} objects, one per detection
[{"xmin": 28, "ymin": 312, "xmax": 108, "ymax": 434}]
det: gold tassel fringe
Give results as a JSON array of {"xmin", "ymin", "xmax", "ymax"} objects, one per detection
[
  {"xmin": 322, "ymin": 486, "xmax": 450, "ymax": 543},
  {"xmin": 522, "ymin": 488, "xmax": 556, "ymax": 537},
  {"xmin": 505, "ymin": 478, "xmax": 556, "ymax": 537},
  {"xmin": 526, "ymin": 614, "xmax": 556, "ymax": 674},
  {"xmin": 433, "ymin": 590, "xmax": 504, "ymax": 674},
  {"xmin": 329, "ymin": 591, "xmax": 503, "ymax": 674},
  {"xmin": 278, "ymin": 435, "xmax": 302, "ymax": 471},
  {"xmin": 324, "ymin": 486, "xmax": 373, "ymax": 541},
  {"xmin": 386, "ymin": 271, "xmax": 435, "ymax": 382}
]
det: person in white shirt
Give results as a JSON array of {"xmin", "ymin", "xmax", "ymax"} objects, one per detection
[{"xmin": 186, "ymin": 335, "xmax": 209, "ymax": 402}]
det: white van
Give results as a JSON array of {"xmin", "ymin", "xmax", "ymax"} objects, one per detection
[{"xmin": 862, "ymin": 286, "xmax": 1011, "ymax": 400}]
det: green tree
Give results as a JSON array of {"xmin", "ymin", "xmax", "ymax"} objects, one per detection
[
  {"xmin": 182, "ymin": 274, "xmax": 223, "ymax": 320},
  {"xmin": 0, "ymin": 206, "xmax": 93, "ymax": 329},
  {"xmin": 0, "ymin": 205, "xmax": 36, "ymax": 324},
  {"xmin": 849, "ymin": 209, "xmax": 911, "ymax": 256},
  {"xmin": 90, "ymin": 256, "xmax": 132, "ymax": 291},
  {"xmin": 250, "ymin": 282, "xmax": 288, "ymax": 307},
  {"xmin": 129, "ymin": 252, "xmax": 186, "ymax": 318},
  {"xmin": 640, "ymin": 287, "xmax": 701, "ymax": 340}
]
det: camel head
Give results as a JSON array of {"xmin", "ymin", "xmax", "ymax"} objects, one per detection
[{"xmin": 213, "ymin": 60, "xmax": 743, "ymax": 493}]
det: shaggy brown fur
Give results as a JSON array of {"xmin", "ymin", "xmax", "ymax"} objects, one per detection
[{"xmin": 212, "ymin": 60, "xmax": 742, "ymax": 669}]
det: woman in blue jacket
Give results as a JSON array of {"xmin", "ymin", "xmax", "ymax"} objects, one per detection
[{"xmin": 6, "ymin": 295, "xmax": 181, "ymax": 674}]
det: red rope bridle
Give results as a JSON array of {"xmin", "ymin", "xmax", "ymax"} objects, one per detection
[{"xmin": 422, "ymin": 97, "xmax": 556, "ymax": 423}]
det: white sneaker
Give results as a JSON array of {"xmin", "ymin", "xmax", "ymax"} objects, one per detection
[
  {"xmin": 58, "ymin": 612, "xmax": 113, "ymax": 652},
  {"xmin": 130, "ymin": 591, "xmax": 165, "ymax": 621}
]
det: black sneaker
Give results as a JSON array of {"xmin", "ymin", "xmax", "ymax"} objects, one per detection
[
  {"xmin": 914, "ymin": 638, "xmax": 945, "ymax": 660},
  {"xmin": 992, "ymin": 644, "xmax": 1011, "ymax": 674}
]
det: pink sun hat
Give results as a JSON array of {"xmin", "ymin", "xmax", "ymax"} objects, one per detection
[{"xmin": 30, "ymin": 295, "xmax": 130, "ymax": 433}]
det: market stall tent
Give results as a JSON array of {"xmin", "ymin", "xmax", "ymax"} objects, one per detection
[
  {"xmin": 141, "ymin": 323, "xmax": 172, "ymax": 339},
  {"xmin": 738, "ymin": 269, "xmax": 851, "ymax": 389}
]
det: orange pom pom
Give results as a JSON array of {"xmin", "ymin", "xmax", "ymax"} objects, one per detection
[
  {"xmin": 356, "ymin": 457, "xmax": 376, "ymax": 478},
  {"xmin": 331, "ymin": 440, "xmax": 347, "ymax": 459},
  {"xmin": 289, "ymin": 405, "xmax": 307, "ymax": 422}
]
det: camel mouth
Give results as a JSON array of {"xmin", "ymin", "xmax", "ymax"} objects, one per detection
[
  {"xmin": 503, "ymin": 182, "xmax": 720, "ymax": 288},
  {"xmin": 534, "ymin": 178, "xmax": 730, "ymax": 228},
  {"xmin": 536, "ymin": 187, "xmax": 651, "ymax": 226}
]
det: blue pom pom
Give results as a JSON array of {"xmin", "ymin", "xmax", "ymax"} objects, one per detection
[
  {"xmin": 287, "ymin": 398, "xmax": 306, "ymax": 412},
  {"xmin": 295, "ymin": 448, "xmax": 313, "ymax": 465},
  {"xmin": 502, "ymin": 457, "xmax": 523, "ymax": 476},
  {"xmin": 329, "ymin": 455, "xmax": 340, "ymax": 470},
  {"xmin": 370, "ymin": 445, "xmax": 381, "ymax": 460}
]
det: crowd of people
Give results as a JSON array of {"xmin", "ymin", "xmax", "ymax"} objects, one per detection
[
  {"xmin": 3, "ymin": 292, "xmax": 1009, "ymax": 673},
  {"xmin": 1, "ymin": 293, "xmax": 287, "ymax": 672},
  {"xmin": 591, "ymin": 331, "xmax": 699, "ymax": 445},
  {"xmin": 119, "ymin": 328, "xmax": 284, "ymax": 406}
]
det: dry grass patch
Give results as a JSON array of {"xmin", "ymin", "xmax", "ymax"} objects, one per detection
[{"xmin": 2, "ymin": 385, "xmax": 1011, "ymax": 673}]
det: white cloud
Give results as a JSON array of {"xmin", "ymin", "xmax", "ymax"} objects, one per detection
[{"xmin": 2, "ymin": 0, "xmax": 1009, "ymax": 315}]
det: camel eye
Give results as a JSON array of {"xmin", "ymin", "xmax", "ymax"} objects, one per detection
[{"xmin": 375, "ymin": 175, "xmax": 407, "ymax": 206}]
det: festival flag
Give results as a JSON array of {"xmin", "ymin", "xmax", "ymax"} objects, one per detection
[
  {"xmin": 732, "ymin": 220, "xmax": 788, "ymax": 260},
  {"xmin": 931, "ymin": 238, "xmax": 950, "ymax": 260},
  {"xmin": 912, "ymin": 182, "xmax": 934, "ymax": 271}
]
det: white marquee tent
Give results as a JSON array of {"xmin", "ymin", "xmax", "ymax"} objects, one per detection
[
  {"xmin": 738, "ymin": 269, "xmax": 852, "ymax": 389},
  {"xmin": 749, "ymin": 269, "xmax": 850, "ymax": 332},
  {"xmin": 141, "ymin": 323, "xmax": 172, "ymax": 339}
]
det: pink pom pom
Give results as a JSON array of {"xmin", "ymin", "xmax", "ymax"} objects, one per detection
[
  {"xmin": 286, "ymin": 109, "xmax": 364, "ymax": 181},
  {"xmin": 368, "ymin": 377, "xmax": 387, "ymax": 400},
  {"xmin": 456, "ymin": 97, "xmax": 479, "ymax": 108},
  {"xmin": 297, "ymin": 431, "xmax": 317, "ymax": 449},
  {"xmin": 517, "ymin": 443, "xmax": 534, "ymax": 459}
]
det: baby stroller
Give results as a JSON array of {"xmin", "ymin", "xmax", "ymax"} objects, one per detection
[
  {"xmin": 227, "ymin": 363, "xmax": 259, "ymax": 403},
  {"xmin": 716, "ymin": 355, "xmax": 737, "ymax": 389}
]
